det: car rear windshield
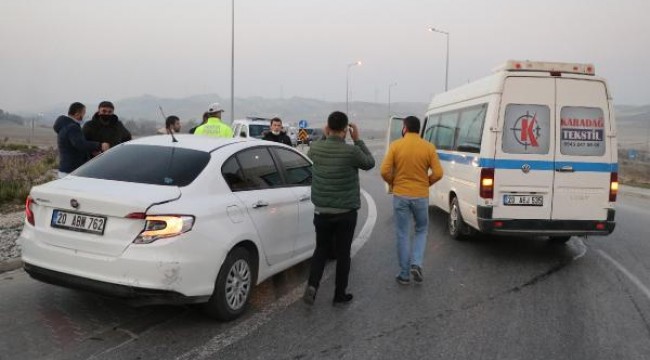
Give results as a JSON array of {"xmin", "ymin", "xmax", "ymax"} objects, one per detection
[{"xmin": 73, "ymin": 144, "xmax": 211, "ymax": 186}]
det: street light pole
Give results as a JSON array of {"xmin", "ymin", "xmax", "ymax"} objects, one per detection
[
  {"xmin": 346, "ymin": 60, "xmax": 362, "ymax": 115},
  {"xmin": 230, "ymin": 0, "xmax": 235, "ymax": 123},
  {"xmin": 388, "ymin": 82, "xmax": 397, "ymax": 118},
  {"xmin": 427, "ymin": 27, "xmax": 450, "ymax": 92}
]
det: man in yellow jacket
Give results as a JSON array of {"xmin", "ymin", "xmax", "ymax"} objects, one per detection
[
  {"xmin": 194, "ymin": 103, "xmax": 233, "ymax": 138},
  {"xmin": 381, "ymin": 116, "xmax": 443, "ymax": 285}
]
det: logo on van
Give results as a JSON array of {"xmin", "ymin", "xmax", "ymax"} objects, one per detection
[{"xmin": 510, "ymin": 112, "xmax": 541, "ymax": 150}]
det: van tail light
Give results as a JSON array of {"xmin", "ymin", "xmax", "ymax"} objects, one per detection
[
  {"xmin": 480, "ymin": 168, "xmax": 495, "ymax": 199},
  {"xmin": 25, "ymin": 196, "xmax": 35, "ymax": 226},
  {"xmin": 609, "ymin": 172, "xmax": 618, "ymax": 202},
  {"xmin": 133, "ymin": 215, "xmax": 194, "ymax": 244}
]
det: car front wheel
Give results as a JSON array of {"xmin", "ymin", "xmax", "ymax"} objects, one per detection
[{"xmin": 204, "ymin": 247, "xmax": 253, "ymax": 321}]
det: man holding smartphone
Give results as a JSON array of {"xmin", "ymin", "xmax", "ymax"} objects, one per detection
[{"xmin": 303, "ymin": 111, "xmax": 375, "ymax": 306}]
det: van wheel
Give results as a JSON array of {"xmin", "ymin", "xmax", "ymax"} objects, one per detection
[
  {"xmin": 449, "ymin": 197, "xmax": 468, "ymax": 240},
  {"xmin": 549, "ymin": 236, "xmax": 571, "ymax": 244},
  {"xmin": 204, "ymin": 247, "xmax": 253, "ymax": 321}
]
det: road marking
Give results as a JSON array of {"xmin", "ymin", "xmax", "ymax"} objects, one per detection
[
  {"xmin": 598, "ymin": 250, "xmax": 650, "ymax": 301},
  {"xmin": 175, "ymin": 189, "xmax": 378, "ymax": 360}
]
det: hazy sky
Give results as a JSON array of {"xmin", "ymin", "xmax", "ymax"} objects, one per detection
[{"xmin": 1, "ymin": 0, "xmax": 649, "ymax": 113}]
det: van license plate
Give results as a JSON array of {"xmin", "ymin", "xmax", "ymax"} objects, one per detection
[
  {"xmin": 503, "ymin": 195, "xmax": 543, "ymax": 206},
  {"xmin": 51, "ymin": 210, "xmax": 106, "ymax": 235}
]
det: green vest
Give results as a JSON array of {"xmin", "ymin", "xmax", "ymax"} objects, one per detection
[{"xmin": 194, "ymin": 117, "xmax": 233, "ymax": 138}]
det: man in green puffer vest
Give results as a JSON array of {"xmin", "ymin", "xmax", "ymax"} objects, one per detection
[{"xmin": 303, "ymin": 111, "xmax": 375, "ymax": 307}]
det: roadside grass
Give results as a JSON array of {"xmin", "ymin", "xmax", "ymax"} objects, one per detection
[{"xmin": 0, "ymin": 145, "xmax": 57, "ymax": 206}]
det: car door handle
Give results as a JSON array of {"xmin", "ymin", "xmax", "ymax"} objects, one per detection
[
  {"xmin": 252, "ymin": 200, "xmax": 269, "ymax": 209},
  {"xmin": 556, "ymin": 166, "xmax": 574, "ymax": 173},
  {"xmin": 298, "ymin": 194, "xmax": 311, "ymax": 202}
]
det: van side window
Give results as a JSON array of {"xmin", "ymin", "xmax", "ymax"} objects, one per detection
[
  {"xmin": 435, "ymin": 112, "xmax": 459, "ymax": 150},
  {"xmin": 559, "ymin": 107, "xmax": 606, "ymax": 156},
  {"xmin": 502, "ymin": 104, "xmax": 551, "ymax": 155},
  {"xmin": 456, "ymin": 105, "xmax": 487, "ymax": 153},
  {"xmin": 423, "ymin": 115, "xmax": 439, "ymax": 143}
]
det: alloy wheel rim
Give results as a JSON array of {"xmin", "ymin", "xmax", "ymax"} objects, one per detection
[{"xmin": 225, "ymin": 259, "xmax": 251, "ymax": 310}]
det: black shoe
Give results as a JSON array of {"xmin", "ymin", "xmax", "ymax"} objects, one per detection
[
  {"xmin": 410, "ymin": 265, "xmax": 423, "ymax": 283},
  {"xmin": 303, "ymin": 285, "xmax": 317, "ymax": 305},
  {"xmin": 332, "ymin": 293, "xmax": 353, "ymax": 306},
  {"xmin": 396, "ymin": 275, "xmax": 410, "ymax": 285}
]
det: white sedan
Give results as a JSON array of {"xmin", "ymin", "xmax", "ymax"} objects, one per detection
[{"xmin": 19, "ymin": 135, "xmax": 315, "ymax": 320}]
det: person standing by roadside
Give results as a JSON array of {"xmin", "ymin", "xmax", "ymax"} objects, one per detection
[
  {"xmin": 262, "ymin": 117, "xmax": 292, "ymax": 145},
  {"xmin": 82, "ymin": 101, "xmax": 131, "ymax": 156},
  {"xmin": 194, "ymin": 103, "xmax": 233, "ymax": 138},
  {"xmin": 53, "ymin": 102, "xmax": 109, "ymax": 178},
  {"xmin": 189, "ymin": 112, "xmax": 209, "ymax": 134},
  {"xmin": 381, "ymin": 116, "xmax": 443, "ymax": 285},
  {"xmin": 303, "ymin": 111, "xmax": 375, "ymax": 306},
  {"xmin": 165, "ymin": 115, "xmax": 181, "ymax": 134}
]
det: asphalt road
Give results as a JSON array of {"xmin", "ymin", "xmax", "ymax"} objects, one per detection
[{"xmin": 2, "ymin": 141, "xmax": 650, "ymax": 359}]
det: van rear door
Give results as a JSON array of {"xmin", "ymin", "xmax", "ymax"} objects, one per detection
[
  {"xmin": 552, "ymin": 79, "xmax": 612, "ymax": 221},
  {"xmin": 493, "ymin": 77, "xmax": 555, "ymax": 220}
]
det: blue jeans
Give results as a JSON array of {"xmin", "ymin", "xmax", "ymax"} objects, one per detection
[{"xmin": 393, "ymin": 196, "xmax": 429, "ymax": 278}]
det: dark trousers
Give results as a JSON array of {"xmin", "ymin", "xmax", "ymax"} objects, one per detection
[{"xmin": 308, "ymin": 210, "xmax": 358, "ymax": 297}]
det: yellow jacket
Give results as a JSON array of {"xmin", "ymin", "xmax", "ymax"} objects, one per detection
[
  {"xmin": 194, "ymin": 117, "xmax": 233, "ymax": 138},
  {"xmin": 381, "ymin": 133, "xmax": 443, "ymax": 198}
]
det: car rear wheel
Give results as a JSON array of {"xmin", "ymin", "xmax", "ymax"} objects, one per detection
[
  {"xmin": 449, "ymin": 197, "xmax": 470, "ymax": 240},
  {"xmin": 204, "ymin": 247, "xmax": 253, "ymax": 321}
]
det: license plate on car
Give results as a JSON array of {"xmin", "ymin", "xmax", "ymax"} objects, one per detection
[
  {"xmin": 51, "ymin": 210, "xmax": 107, "ymax": 235},
  {"xmin": 503, "ymin": 195, "xmax": 543, "ymax": 206}
]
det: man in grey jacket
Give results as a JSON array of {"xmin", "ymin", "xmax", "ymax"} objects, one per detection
[{"xmin": 303, "ymin": 111, "xmax": 375, "ymax": 306}]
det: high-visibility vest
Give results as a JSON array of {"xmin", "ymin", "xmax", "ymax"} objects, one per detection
[{"xmin": 194, "ymin": 117, "xmax": 233, "ymax": 138}]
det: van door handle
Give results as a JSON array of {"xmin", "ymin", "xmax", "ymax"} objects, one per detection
[
  {"xmin": 298, "ymin": 194, "xmax": 311, "ymax": 202},
  {"xmin": 252, "ymin": 200, "xmax": 269, "ymax": 208},
  {"xmin": 556, "ymin": 166, "xmax": 574, "ymax": 173}
]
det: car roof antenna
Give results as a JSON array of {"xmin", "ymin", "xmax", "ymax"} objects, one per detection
[{"xmin": 159, "ymin": 105, "xmax": 178, "ymax": 143}]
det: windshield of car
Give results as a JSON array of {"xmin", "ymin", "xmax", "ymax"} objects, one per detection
[
  {"xmin": 73, "ymin": 144, "xmax": 211, "ymax": 186},
  {"xmin": 249, "ymin": 124, "xmax": 270, "ymax": 139}
]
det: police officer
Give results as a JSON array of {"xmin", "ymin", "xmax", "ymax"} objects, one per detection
[{"xmin": 194, "ymin": 103, "xmax": 233, "ymax": 138}]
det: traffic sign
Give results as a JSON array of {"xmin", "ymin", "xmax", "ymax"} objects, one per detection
[
  {"xmin": 298, "ymin": 120, "xmax": 308, "ymax": 129},
  {"xmin": 298, "ymin": 129, "xmax": 309, "ymax": 142}
]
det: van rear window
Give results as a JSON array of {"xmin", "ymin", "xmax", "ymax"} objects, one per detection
[
  {"xmin": 502, "ymin": 104, "xmax": 550, "ymax": 155},
  {"xmin": 560, "ymin": 107, "xmax": 606, "ymax": 156}
]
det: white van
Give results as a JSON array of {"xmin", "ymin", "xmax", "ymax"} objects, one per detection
[
  {"xmin": 388, "ymin": 60, "xmax": 618, "ymax": 243},
  {"xmin": 231, "ymin": 117, "xmax": 271, "ymax": 140}
]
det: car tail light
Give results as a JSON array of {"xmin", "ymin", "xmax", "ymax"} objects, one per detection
[
  {"xmin": 480, "ymin": 168, "xmax": 495, "ymax": 199},
  {"xmin": 133, "ymin": 215, "xmax": 194, "ymax": 244},
  {"xmin": 609, "ymin": 172, "xmax": 618, "ymax": 202},
  {"xmin": 25, "ymin": 196, "xmax": 35, "ymax": 226}
]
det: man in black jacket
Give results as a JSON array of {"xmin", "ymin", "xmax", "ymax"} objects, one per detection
[
  {"xmin": 83, "ymin": 101, "xmax": 131, "ymax": 156},
  {"xmin": 262, "ymin": 117, "xmax": 292, "ymax": 146},
  {"xmin": 53, "ymin": 102, "xmax": 109, "ymax": 178}
]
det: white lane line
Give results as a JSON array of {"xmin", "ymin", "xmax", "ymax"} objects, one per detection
[
  {"xmin": 175, "ymin": 189, "xmax": 378, "ymax": 360},
  {"xmin": 572, "ymin": 238, "xmax": 588, "ymax": 260},
  {"xmin": 598, "ymin": 250, "xmax": 650, "ymax": 301}
]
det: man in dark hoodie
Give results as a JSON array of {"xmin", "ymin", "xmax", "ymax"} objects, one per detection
[
  {"xmin": 53, "ymin": 102, "xmax": 110, "ymax": 178},
  {"xmin": 83, "ymin": 101, "xmax": 132, "ymax": 155},
  {"xmin": 262, "ymin": 117, "xmax": 292, "ymax": 146}
]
